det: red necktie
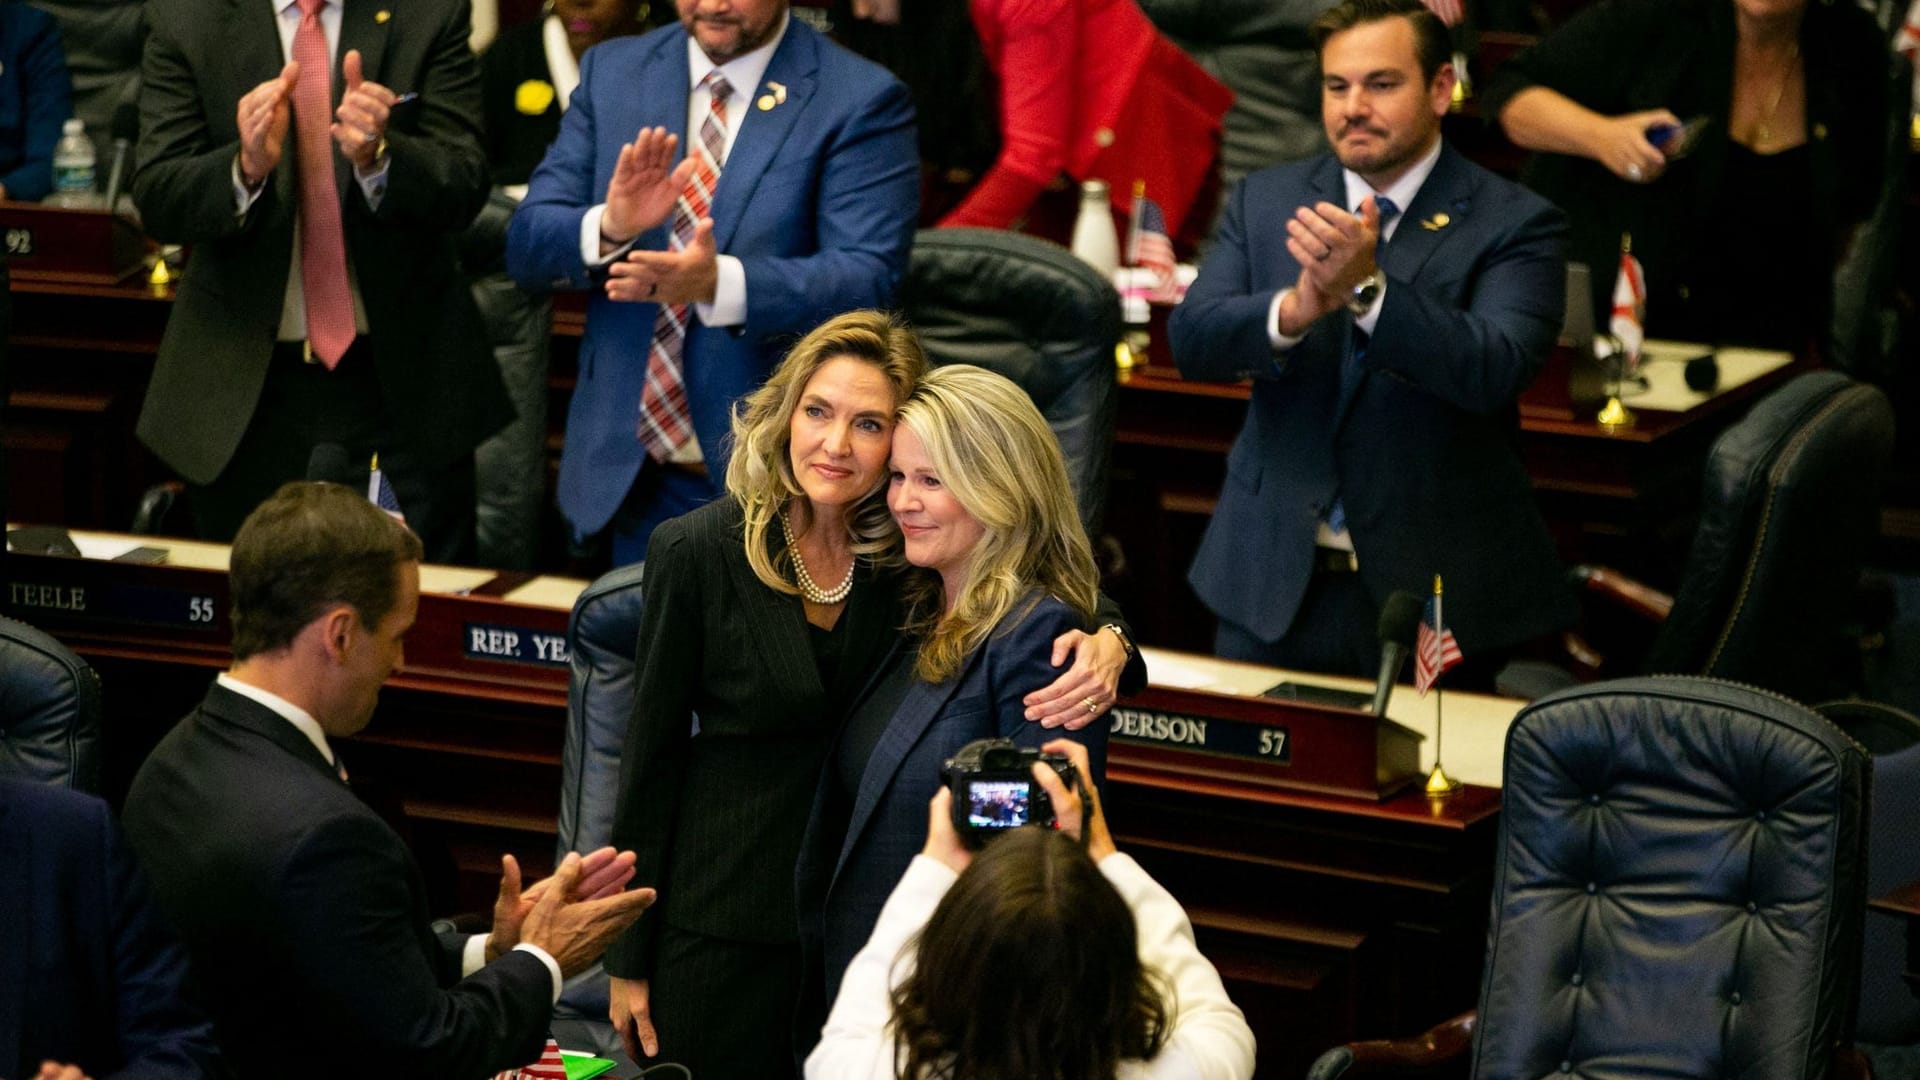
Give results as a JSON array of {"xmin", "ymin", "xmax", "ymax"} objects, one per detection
[
  {"xmin": 638, "ymin": 71, "xmax": 732, "ymax": 461},
  {"xmin": 292, "ymin": 0, "xmax": 355, "ymax": 369}
]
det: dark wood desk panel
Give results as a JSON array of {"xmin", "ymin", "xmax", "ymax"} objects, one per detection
[{"xmin": 1105, "ymin": 354, "xmax": 1802, "ymax": 652}]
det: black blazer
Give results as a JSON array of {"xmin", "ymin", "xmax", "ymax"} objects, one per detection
[
  {"xmin": 129, "ymin": 0, "xmax": 510, "ymax": 485},
  {"xmin": 0, "ymin": 778, "xmax": 222, "ymax": 1080},
  {"xmin": 479, "ymin": 18, "xmax": 560, "ymax": 188},
  {"xmin": 122, "ymin": 683, "xmax": 554, "ymax": 1079},
  {"xmin": 604, "ymin": 497, "xmax": 904, "ymax": 977},
  {"xmin": 1484, "ymin": 0, "xmax": 1888, "ymax": 349}
]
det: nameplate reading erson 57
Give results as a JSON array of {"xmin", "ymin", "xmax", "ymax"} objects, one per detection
[
  {"xmin": 462, "ymin": 621, "xmax": 570, "ymax": 668},
  {"xmin": 1109, "ymin": 707, "xmax": 1291, "ymax": 764}
]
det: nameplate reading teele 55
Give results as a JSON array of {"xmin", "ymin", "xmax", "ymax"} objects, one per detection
[{"xmin": 462, "ymin": 621, "xmax": 570, "ymax": 668}]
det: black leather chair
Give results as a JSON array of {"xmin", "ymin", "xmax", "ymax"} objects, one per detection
[
  {"xmin": 1501, "ymin": 370, "xmax": 1897, "ymax": 704},
  {"xmin": 556, "ymin": 562, "xmax": 647, "ymax": 862},
  {"xmin": 551, "ymin": 563, "xmax": 647, "ymax": 1034},
  {"xmin": 1310, "ymin": 676, "xmax": 1872, "ymax": 1080},
  {"xmin": 0, "ymin": 615, "xmax": 103, "ymax": 791},
  {"xmin": 900, "ymin": 227, "xmax": 1121, "ymax": 534},
  {"xmin": 1818, "ymin": 699, "xmax": 1920, "ymax": 1051}
]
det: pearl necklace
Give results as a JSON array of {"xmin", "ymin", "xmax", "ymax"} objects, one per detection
[{"xmin": 778, "ymin": 510, "xmax": 855, "ymax": 605}]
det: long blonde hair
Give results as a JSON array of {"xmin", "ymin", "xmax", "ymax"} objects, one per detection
[
  {"xmin": 724, "ymin": 311, "xmax": 928, "ymax": 594},
  {"xmin": 895, "ymin": 365, "xmax": 1098, "ymax": 683}
]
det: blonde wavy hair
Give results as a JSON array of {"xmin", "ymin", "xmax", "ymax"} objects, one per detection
[
  {"xmin": 724, "ymin": 310, "xmax": 928, "ymax": 595},
  {"xmin": 895, "ymin": 365, "xmax": 1098, "ymax": 683}
]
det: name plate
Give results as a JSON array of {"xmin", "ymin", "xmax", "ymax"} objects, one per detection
[
  {"xmin": 461, "ymin": 621, "xmax": 570, "ymax": 668},
  {"xmin": 8, "ymin": 578, "xmax": 220, "ymax": 630},
  {"xmin": 1110, "ymin": 706, "xmax": 1291, "ymax": 765}
]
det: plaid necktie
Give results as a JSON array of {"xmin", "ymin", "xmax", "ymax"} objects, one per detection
[
  {"xmin": 291, "ymin": 0, "xmax": 354, "ymax": 368},
  {"xmin": 637, "ymin": 72, "xmax": 733, "ymax": 461}
]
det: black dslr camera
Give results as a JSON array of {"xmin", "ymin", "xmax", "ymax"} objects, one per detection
[{"xmin": 941, "ymin": 738, "xmax": 1079, "ymax": 845}]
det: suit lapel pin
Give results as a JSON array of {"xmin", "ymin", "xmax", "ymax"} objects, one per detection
[
  {"xmin": 757, "ymin": 81, "xmax": 787, "ymax": 111},
  {"xmin": 375, "ymin": 9, "xmax": 390, "ymax": 21},
  {"xmin": 1421, "ymin": 212, "xmax": 1451, "ymax": 231}
]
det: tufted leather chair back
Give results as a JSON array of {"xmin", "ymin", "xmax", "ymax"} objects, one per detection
[
  {"xmin": 0, "ymin": 616, "xmax": 102, "ymax": 791},
  {"xmin": 555, "ymin": 562, "xmax": 646, "ymax": 861},
  {"xmin": 901, "ymin": 228, "xmax": 1121, "ymax": 535},
  {"xmin": 1645, "ymin": 371, "xmax": 1894, "ymax": 703},
  {"xmin": 1475, "ymin": 676, "xmax": 1868, "ymax": 1080}
]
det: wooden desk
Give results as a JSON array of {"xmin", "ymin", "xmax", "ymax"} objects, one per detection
[
  {"xmin": 1870, "ymin": 880, "xmax": 1920, "ymax": 999},
  {"xmin": 7, "ymin": 532, "xmax": 1524, "ymax": 1080},
  {"xmin": 1106, "ymin": 340, "xmax": 1804, "ymax": 650}
]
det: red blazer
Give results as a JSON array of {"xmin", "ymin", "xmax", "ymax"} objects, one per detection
[{"xmin": 940, "ymin": 0, "xmax": 1233, "ymax": 237}]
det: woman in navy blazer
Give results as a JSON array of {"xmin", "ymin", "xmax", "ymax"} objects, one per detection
[{"xmin": 797, "ymin": 364, "xmax": 1114, "ymax": 1029}]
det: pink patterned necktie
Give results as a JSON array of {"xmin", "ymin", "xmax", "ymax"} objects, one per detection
[
  {"xmin": 292, "ymin": 0, "xmax": 355, "ymax": 369},
  {"xmin": 638, "ymin": 71, "xmax": 732, "ymax": 461}
]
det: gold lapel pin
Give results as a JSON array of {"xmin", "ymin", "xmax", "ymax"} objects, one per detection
[
  {"xmin": 375, "ymin": 9, "xmax": 390, "ymax": 21},
  {"xmin": 1421, "ymin": 212, "xmax": 1451, "ymax": 231},
  {"xmin": 757, "ymin": 80, "xmax": 787, "ymax": 110},
  {"xmin": 757, "ymin": 94, "xmax": 775, "ymax": 111}
]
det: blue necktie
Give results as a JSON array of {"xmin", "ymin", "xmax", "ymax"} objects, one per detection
[{"xmin": 1326, "ymin": 195, "xmax": 1403, "ymax": 538}]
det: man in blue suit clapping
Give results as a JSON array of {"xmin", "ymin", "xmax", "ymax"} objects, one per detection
[
  {"xmin": 1170, "ymin": 0, "xmax": 1575, "ymax": 681},
  {"xmin": 507, "ymin": 0, "xmax": 918, "ymax": 564}
]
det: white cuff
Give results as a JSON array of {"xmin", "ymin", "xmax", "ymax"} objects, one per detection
[
  {"xmin": 1353, "ymin": 277, "xmax": 1387, "ymax": 336},
  {"xmin": 461, "ymin": 932, "xmax": 490, "ymax": 977},
  {"xmin": 581, "ymin": 204, "xmax": 638, "ymax": 267},
  {"xmin": 514, "ymin": 943, "xmax": 565, "ymax": 1005},
  {"xmin": 232, "ymin": 156, "xmax": 264, "ymax": 217},
  {"xmin": 354, "ymin": 155, "xmax": 390, "ymax": 210},
  {"xmin": 696, "ymin": 254, "xmax": 745, "ymax": 327},
  {"xmin": 1267, "ymin": 289, "xmax": 1305, "ymax": 351}
]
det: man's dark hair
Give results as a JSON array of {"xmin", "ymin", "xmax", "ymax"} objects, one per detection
[
  {"xmin": 229, "ymin": 481, "xmax": 423, "ymax": 660},
  {"xmin": 1312, "ymin": 0, "xmax": 1452, "ymax": 84}
]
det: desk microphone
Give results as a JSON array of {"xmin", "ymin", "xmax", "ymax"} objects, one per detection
[
  {"xmin": 306, "ymin": 442, "xmax": 356, "ymax": 487},
  {"xmin": 103, "ymin": 103, "xmax": 139, "ymax": 215},
  {"xmin": 1371, "ymin": 591, "xmax": 1423, "ymax": 717}
]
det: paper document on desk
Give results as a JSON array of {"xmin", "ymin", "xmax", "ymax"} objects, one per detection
[{"xmin": 1619, "ymin": 341, "xmax": 1792, "ymax": 412}]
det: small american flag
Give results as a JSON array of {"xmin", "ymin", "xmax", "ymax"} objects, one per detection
[
  {"xmin": 1414, "ymin": 587, "xmax": 1462, "ymax": 696},
  {"xmin": 368, "ymin": 454, "xmax": 405, "ymax": 523},
  {"xmin": 1127, "ymin": 182, "xmax": 1179, "ymax": 303},
  {"xmin": 1610, "ymin": 240, "xmax": 1646, "ymax": 371},
  {"xmin": 493, "ymin": 1037, "xmax": 568, "ymax": 1080}
]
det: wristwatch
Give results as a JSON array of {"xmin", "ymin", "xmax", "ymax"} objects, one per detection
[
  {"xmin": 1347, "ymin": 272, "xmax": 1382, "ymax": 317},
  {"xmin": 1102, "ymin": 623, "xmax": 1137, "ymax": 662}
]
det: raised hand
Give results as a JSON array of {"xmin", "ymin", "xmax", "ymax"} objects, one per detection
[
  {"xmin": 332, "ymin": 49, "xmax": 398, "ymax": 170},
  {"xmin": 601, "ymin": 127, "xmax": 695, "ymax": 246},
  {"xmin": 237, "ymin": 62, "xmax": 299, "ymax": 185},
  {"xmin": 606, "ymin": 216, "xmax": 718, "ymax": 306}
]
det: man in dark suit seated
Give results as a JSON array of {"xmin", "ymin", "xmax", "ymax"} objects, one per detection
[
  {"xmin": 122, "ymin": 481, "xmax": 657, "ymax": 1079},
  {"xmin": 0, "ymin": 777, "xmax": 222, "ymax": 1080},
  {"xmin": 1169, "ymin": 0, "xmax": 1573, "ymax": 681}
]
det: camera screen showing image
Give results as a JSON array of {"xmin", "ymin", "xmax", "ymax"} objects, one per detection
[
  {"xmin": 966, "ymin": 779, "xmax": 1033, "ymax": 830},
  {"xmin": 942, "ymin": 738, "xmax": 1078, "ymax": 846}
]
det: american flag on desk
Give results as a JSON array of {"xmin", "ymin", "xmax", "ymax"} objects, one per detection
[
  {"xmin": 1414, "ymin": 578, "xmax": 1463, "ymax": 695},
  {"xmin": 1127, "ymin": 181, "xmax": 1179, "ymax": 302},
  {"xmin": 493, "ymin": 1037, "xmax": 568, "ymax": 1080},
  {"xmin": 368, "ymin": 454, "xmax": 405, "ymax": 523}
]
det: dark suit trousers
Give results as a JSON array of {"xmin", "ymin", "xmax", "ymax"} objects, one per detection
[
  {"xmin": 190, "ymin": 340, "xmax": 478, "ymax": 564},
  {"xmin": 642, "ymin": 923, "xmax": 803, "ymax": 1080}
]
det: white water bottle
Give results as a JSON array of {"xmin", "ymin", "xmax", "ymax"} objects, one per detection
[
  {"xmin": 1069, "ymin": 179, "xmax": 1120, "ymax": 281},
  {"xmin": 50, "ymin": 118, "xmax": 98, "ymax": 206}
]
